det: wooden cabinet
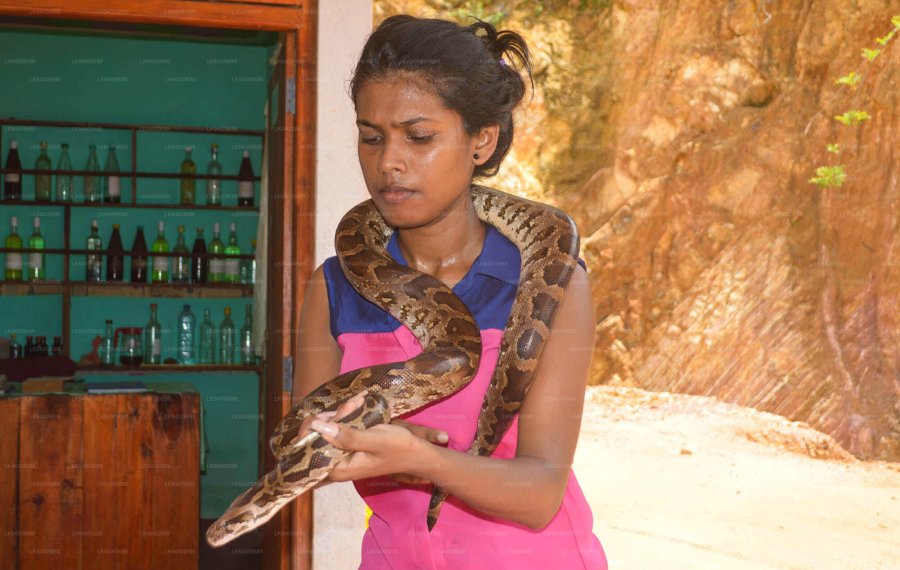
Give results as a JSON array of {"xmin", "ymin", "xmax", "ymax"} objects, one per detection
[{"xmin": 0, "ymin": 389, "xmax": 200, "ymax": 570}]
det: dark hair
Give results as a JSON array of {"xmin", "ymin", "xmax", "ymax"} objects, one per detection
[{"xmin": 350, "ymin": 15, "xmax": 533, "ymax": 178}]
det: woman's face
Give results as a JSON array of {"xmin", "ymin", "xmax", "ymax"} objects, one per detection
[{"xmin": 354, "ymin": 75, "xmax": 486, "ymax": 230}]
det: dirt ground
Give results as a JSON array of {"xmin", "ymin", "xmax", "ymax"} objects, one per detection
[{"xmin": 573, "ymin": 386, "xmax": 900, "ymax": 570}]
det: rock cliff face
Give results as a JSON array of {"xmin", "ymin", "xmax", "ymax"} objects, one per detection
[{"xmin": 374, "ymin": 2, "xmax": 900, "ymax": 461}]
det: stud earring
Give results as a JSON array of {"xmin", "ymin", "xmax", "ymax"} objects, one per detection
[{"xmin": 473, "ymin": 153, "xmax": 480, "ymax": 160}]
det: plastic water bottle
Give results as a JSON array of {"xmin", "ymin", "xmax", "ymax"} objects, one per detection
[{"xmin": 176, "ymin": 304, "xmax": 196, "ymax": 364}]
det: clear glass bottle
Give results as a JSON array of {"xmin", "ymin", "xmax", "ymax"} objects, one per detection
[
  {"xmin": 144, "ymin": 303, "xmax": 163, "ymax": 365},
  {"xmin": 240, "ymin": 238, "xmax": 255, "ymax": 285},
  {"xmin": 103, "ymin": 145, "xmax": 121, "ymax": 203},
  {"xmin": 55, "ymin": 143, "xmax": 73, "ymax": 202},
  {"xmin": 172, "ymin": 225, "xmax": 190, "ymax": 283},
  {"xmin": 9, "ymin": 333, "xmax": 22, "ymax": 359},
  {"xmin": 240, "ymin": 304, "xmax": 254, "ymax": 365},
  {"xmin": 218, "ymin": 306, "xmax": 235, "ymax": 365},
  {"xmin": 224, "ymin": 222, "xmax": 241, "ymax": 284},
  {"xmin": 198, "ymin": 308, "xmax": 217, "ymax": 365},
  {"xmin": 34, "ymin": 141, "xmax": 52, "ymax": 201},
  {"xmin": 83, "ymin": 144, "xmax": 101, "ymax": 203},
  {"xmin": 4, "ymin": 215, "xmax": 23, "ymax": 281},
  {"xmin": 27, "ymin": 216, "xmax": 45, "ymax": 281},
  {"xmin": 3, "ymin": 140, "xmax": 22, "ymax": 201},
  {"xmin": 176, "ymin": 304, "xmax": 196, "ymax": 365},
  {"xmin": 86, "ymin": 219, "xmax": 102, "ymax": 282},
  {"xmin": 98, "ymin": 319, "xmax": 114, "ymax": 365},
  {"xmin": 180, "ymin": 146, "xmax": 196, "ymax": 205},
  {"xmin": 208, "ymin": 222, "xmax": 225, "ymax": 283},
  {"xmin": 151, "ymin": 221, "xmax": 170, "ymax": 283},
  {"xmin": 206, "ymin": 143, "xmax": 222, "ymax": 206}
]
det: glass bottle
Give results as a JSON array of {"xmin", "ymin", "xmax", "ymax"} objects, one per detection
[
  {"xmin": 151, "ymin": 221, "xmax": 170, "ymax": 283},
  {"xmin": 27, "ymin": 216, "xmax": 45, "ymax": 281},
  {"xmin": 170, "ymin": 225, "xmax": 190, "ymax": 283},
  {"xmin": 102, "ymin": 145, "xmax": 121, "ymax": 203},
  {"xmin": 83, "ymin": 144, "xmax": 101, "ymax": 203},
  {"xmin": 218, "ymin": 306, "xmax": 235, "ymax": 365},
  {"xmin": 206, "ymin": 143, "xmax": 222, "ymax": 206},
  {"xmin": 240, "ymin": 238, "xmax": 255, "ymax": 285},
  {"xmin": 180, "ymin": 146, "xmax": 196, "ymax": 205},
  {"xmin": 24, "ymin": 336, "xmax": 34, "ymax": 358},
  {"xmin": 240, "ymin": 304, "xmax": 254, "ymax": 365},
  {"xmin": 191, "ymin": 227, "xmax": 208, "ymax": 283},
  {"xmin": 144, "ymin": 303, "xmax": 163, "ymax": 365},
  {"xmin": 34, "ymin": 141, "xmax": 52, "ymax": 201},
  {"xmin": 237, "ymin": 150, "xmax": 254, "ymax": 207},
  {"xmin": 55, "ymin": 143, "xmax": 73, "ymax": 202},
  {"xmin": 106, "ymin": 224, "xmax": 124, "ymax": 282},
  {"xmin": 98, "ymin": 319, "xmax": 114, "ymax": 365},
  {"xmin": 36, "ymin": 336, "xmax": 47, "ymax": 357},
  {"xmin": 85, "ymin": 219, "xmax": 102, "ymax": 282},
  {"xmin": 208, "ymin": 223, "xmax": 225, "ymax": 283},
  {"xmin": 130, "ymin": 225, "xmax": 148, "ymax": 283},
  {"xmin": 224, "ymin": 222, "xmax": 241, "ymax": 284},
  {"xmin": 9, "ymin": 333, "xmax": 22, "ymax": 359},
  {"xmin": 4, "ymin": 215, "xmax": 23, "ymax": 281},
  {"xmin": 3, "ymin": 140, "xmax": 22, "ymax": 201},
  {"xmin": 198, "ymin": 308, "xmax": 216, "ymax": 365},
  {"xmin": 176, "ymin": 304, "xmax": 196, "ymax": 365},
  {"xmin": 51, "ymin": 336, "xmax": 62, "ymax": 357}
]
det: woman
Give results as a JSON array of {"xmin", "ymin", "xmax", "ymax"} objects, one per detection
[{"xmin": 292, "ymin": 15, "xmax": 608, "ymax": 569}]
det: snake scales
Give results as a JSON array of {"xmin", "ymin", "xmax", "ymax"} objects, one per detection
[{"xmin": 206, "ymin": 184, "xmax": 581, "ymax": 547}]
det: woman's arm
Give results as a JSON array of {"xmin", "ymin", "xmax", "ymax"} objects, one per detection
[
  {"xmin": 314, "ymin": 264, "xmax": 596, "ymax": 530},
  {"xmin": 292, "ymin": 263, "xmax": 344, "ymax": 407}
]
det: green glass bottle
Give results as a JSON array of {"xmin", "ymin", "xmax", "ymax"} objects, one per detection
[
  {"xmin": 172, "ymin": 225, "xmax": 190, "ymax": 283},
  {"xmin": 218, "ymin": 306, "xmax": 235, "ymax": 364},
  {"xmin": 103, "ymin": 145, "xmax": 121, "ymax": 203},
  {"xmin": 144, "ymin": 303, "xmax": 163, "ymax": 364},
  {"xmin": 151, "ymin": 221, "xmax": 170, "ymax": 283},
  {"xmin": 208, "ymin": 222, "xmax": 225, "ymax": 283},
  {"xmin": 206, "ymin": 143, "xmax": 222, "ymax": 206},
  {"xmin": 55, "ymin": 143, "xmax": 73, "ymax": 202},
  {"xmin": 27, "ymin": 216, "xmax": 45, "ymax": 281},
  {"xmin": 4, "ymin": 215, "xmax": 23, "ymax": 281},
  {"xmin": 224, "ymin": 222, "xmax": 241, "ymax": 284},
  {"xmin": 83, "ymin": 144, "xmax": 100, "ymax": 203},
  {"xmin": 34, "ymin": 141, "xmax": 52, "ymax": 201},
  {"xmin": 198, "ymin": 308, "xmax": 216, "ymax": 365},
  {"xmin": 86, "ymin": 219, "xmax": 102, "ymax": 282},
  {"xmin": 240, "ymin": 304, "xmax": 254, "ymax": 365},
  {"xmin": 180, "ymin": 146, "xmax": 196, "ymax": 205}
]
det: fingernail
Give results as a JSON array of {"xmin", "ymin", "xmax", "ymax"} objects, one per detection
[
  {"xmin": 436, "ymin": 432, "xmax": 449, "ymax": 443},
  {"xmin": 311, "ymin": 419, "xmax": 338, "ymax": 438}
]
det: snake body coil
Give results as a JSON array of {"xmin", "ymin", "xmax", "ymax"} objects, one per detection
[{"xmin": 206, "ymin": 185, "xmax": 580, "ymax": 547}]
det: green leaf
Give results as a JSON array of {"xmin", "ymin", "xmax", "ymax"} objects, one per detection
[
  {"xmin": 834, "ymin": 110, "xmax": 871, "ymax": 126},
  {"xmin": 826, "ymin": 143, "xmax": 841, "ymax": 154},
  {"xmin": 809, "ymin": 165, "xmax": 847, "ymax": 189},
  {"xmin": 862, "ymin": 48, "xmax": 880, "ymax": 62},
  {"xmin": 892, "ymin": 15, "xmax": 900, "ymax": 28},
  {"xmin": 875, "ymin": 35, "xmax": 890, "ymax": 46},
  {"xmin": 835, "ymin": 71, "xmax": 861, "ymax": 89}
]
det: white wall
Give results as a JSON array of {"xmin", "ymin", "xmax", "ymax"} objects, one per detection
[{"xmin": 314, "ymin": 2, "xmax": 373, "ymax": 569}]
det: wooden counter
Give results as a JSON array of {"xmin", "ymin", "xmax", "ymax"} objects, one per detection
[{"xmin": 0, "ymin": 388, "xmax": 200, "ymax": 570}]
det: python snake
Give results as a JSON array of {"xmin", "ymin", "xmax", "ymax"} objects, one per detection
[{"xmin": 206, "ymin": 184, "xmax": 581, "ymax": 547}]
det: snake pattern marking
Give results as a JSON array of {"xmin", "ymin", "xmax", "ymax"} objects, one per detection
[{"xmin": 206, "ymin": 184, "xmax": 581, "ymax": 547}]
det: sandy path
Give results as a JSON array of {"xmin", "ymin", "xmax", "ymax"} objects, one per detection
[{"xmin": 573, "ymin": 387, "xmax": 900, "ymax": 570}]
